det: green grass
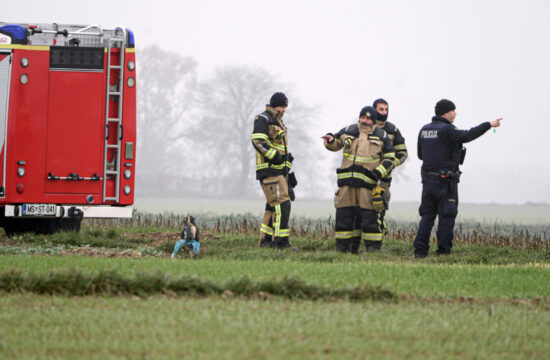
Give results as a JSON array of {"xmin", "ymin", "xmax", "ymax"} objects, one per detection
[
  {"xmin": 1, "ymin": 296, "xmax": 549, "ymax": 359},
  {"xmin": 1, "ymin": 222, "xmax": 550, "ymax": 359},
  {"xmin": 1, "ymin": 255, "xmax": 549, "ymax": 299}
]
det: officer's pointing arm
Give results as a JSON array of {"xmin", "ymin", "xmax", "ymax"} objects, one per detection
[
  {"xmin": 324, "ymin": 125, "xmax": 349, "ymax": 151},
  {"xmin": 442, "ymin": 121, "xmax": 492, "ymax": 144}
]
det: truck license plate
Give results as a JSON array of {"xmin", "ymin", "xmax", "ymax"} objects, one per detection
[{"xmin": 22, "ymin": 204, "xmax": 56, "ymax": 216}]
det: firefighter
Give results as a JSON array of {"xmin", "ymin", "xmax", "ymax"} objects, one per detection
[
  {"xmin": 250, "ymin": 92, "xmax": 296, "ymax": 249},
  {"xmin": 322, "ymin": 106, "xmax": 395, "ymax": 253},
  {"xmin": 414, "ymin": 99, "xmax": 502, "ymax": 258},
  {"xmin": 372, "ymin": 98, "xmax": 408, "ymax": 236}
]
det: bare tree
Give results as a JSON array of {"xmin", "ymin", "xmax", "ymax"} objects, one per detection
[
  {"xmin": 193, "ymin": 65, "xmax": 322, "ymax": 197},
  {"xmin": 135, "ymin": 45, "xmax": 198, "ymax": 195}
]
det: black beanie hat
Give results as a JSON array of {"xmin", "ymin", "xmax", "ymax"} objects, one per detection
[
  {"xmin": 269, "ymin": 92, "xmax": 288, "ymax": 108},
  {"xmin": 373, "ymin": 98, "xmax": 388, "ymax": 108},
  {"xmin": 435, "ymin": 99, "xmax": 456, "ymax": 116},
  {"xmin": 359, "ymin": 106, "xmax": 377, "ymax": 121}
]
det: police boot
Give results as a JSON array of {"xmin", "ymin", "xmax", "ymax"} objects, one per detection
[
  {"xmin": 365, "ymin": 240, "xmax": 382, "ymax": 252},
  {"xmin": 335, "ymin": 238, "xmax": 352, "ymax": 253}
]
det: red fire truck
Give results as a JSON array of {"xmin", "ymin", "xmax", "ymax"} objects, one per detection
[{"xmin": 0, "ymin": 22, "xmax": 136, "ymax": 235}]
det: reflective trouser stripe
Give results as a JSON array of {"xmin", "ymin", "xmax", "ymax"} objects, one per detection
[
  {"xmin": 362, "ymin": 232, "xmax": 383, "ymax": 241},
  {"xmin": 335, "ymin": 230, "xmax": 361, "ymax": 239},
  {"xmin": 273, "ymin": 204, "xmax": 289, "ymax": 237},
  {"xmin": 260, "ymin": 224, "xmax": 274, "ymax": 235}
]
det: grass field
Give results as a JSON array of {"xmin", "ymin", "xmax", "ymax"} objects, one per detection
[{"xmin": 1, "ymin": 220, "xmax": 549, "ymax": 359}]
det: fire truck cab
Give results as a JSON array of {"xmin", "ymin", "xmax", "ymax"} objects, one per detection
[{"xmin": 0, "ymin": 22, "xmax": 136, "ymax": 235}]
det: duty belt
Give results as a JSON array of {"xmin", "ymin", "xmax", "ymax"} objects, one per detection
[{"xmin": 421, "ymin": 169, "xmax": 462, "ymax": 181}]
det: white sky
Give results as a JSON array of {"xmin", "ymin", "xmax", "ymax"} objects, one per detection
[{"xmin": 5, "ymin": 0, "xmax": 550, "ymax": 204}]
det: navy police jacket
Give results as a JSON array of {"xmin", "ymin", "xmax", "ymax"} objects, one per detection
[{"xmin": 418, "ymin": 116, "xmax": 491, "ymax": 172}]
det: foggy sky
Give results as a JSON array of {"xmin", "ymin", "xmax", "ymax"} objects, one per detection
[{"xmin": 5, "ymin": 0, "xmax": 550, "ymax": 204}]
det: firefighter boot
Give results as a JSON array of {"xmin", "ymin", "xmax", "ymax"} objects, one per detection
[
  {"xmin": 365, "ymin": 240, "xmax": 382, "ymax": 252},
  {"xmin": 335, "ymin": 238, "xmax": 352, "ymax": 253},
  {"xmin": 259, "ymin": 233, "xmax": 274, "ymax": 247},
  {"xmin": 350, "ymin": 237, "xmax": 361, "ymax": 254},
  {"xmin": 273, "ymin": 236, "xmax": 291, "ymax": 249},
  {"xmin": 259, "ymin": 204, "xmax": 275, "ymax": 247}
]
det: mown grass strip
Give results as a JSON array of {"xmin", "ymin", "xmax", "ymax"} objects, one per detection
[{"xmin": 0, "ymin": 269, "xmax": 396, "ymax": 302}]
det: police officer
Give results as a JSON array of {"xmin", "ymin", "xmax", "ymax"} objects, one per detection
[
  {"xmin": 322, "ymin": 106, "xmax": 395, "ymax": 253},
  {"xmin": 250, "ymin": 92, "xmax": 295, "ymax": 249},
  {"xmin": 373, "ymin": 98, "xmax": 408, "ymax": 235},
  {"xmin": 414, "ymin": 99, "xmax": 502, "ymax": 258}
]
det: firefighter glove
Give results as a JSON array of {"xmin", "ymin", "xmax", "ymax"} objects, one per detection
[
  {"xmin": 289, "ymin": 187, "xmax": 295, "ymax": 201},
  {"xmin": 271, "ymin": 152, "xmax": 285, "ymax": 165},
  {"xmin": 371, "ymin": 185, "xmax": 386, "ymax": 213},
  {"xmin": 287, "ymin": 152, "xmax": 294, "ymax": 163}
]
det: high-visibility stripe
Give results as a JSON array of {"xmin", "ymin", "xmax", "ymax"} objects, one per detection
[
  {"xmin": 394, "ymin": 158, "xmax": 402, "ymax": 166},
  {"xmin": 375, "ymin": 164, "xmax": 388, "ymax": 178},
  {"xmin": 260, "ymin": 224, "xmax": 274, "ymax": 235},
  {"xmin": 0, "ymin": 44, "xmax": 49, "ymax": 51},
  {"xmin": 362, "ymin": 232, "xmax": 382, "ymax": 241},
  {"xmin": 344, "ymin": 153, "xmax": 378, "ymax": 164},
  {"xmin": 251, "ymin": 133, "xmax": 269, "ymax": 141},
  {"xmin": 277, "ymin": 229, "xmax": 290, "ymax": 237},
  {"xmin": 335, "ymin": 230, "xmax": 360, "ymax": 239},
  {"xmin": 269, "ymin": 142, "xmax": 287, "ymax": 151},
  {"xmin": 256, "ymin": 163, "xmax": 269, "ymax": 170},
  {"xmin": 383, "ymin": 152, "xmax": 396, "ymax": 159},
  {"xmin": 337, "ymin": 171, "xmax": 377, "ymax": 185},
  {"xmin": 270, "ymin": 161, "xmax": 293, "ymax": 170},
  {"xmin": 265, "ymin": 148, "xmax": 277, "ymax": 160},
  {"xmin": 394, "ymin": 144, "xmax": 407, "ymax": 151},
  {"xmin": 274, "ymin": 204, "xmax": 282, "ymax": 236}
]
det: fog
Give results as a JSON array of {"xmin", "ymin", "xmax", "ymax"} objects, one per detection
[{"xmin": 6, "ymin": 0, "xmax": 550, "ymax": 204}]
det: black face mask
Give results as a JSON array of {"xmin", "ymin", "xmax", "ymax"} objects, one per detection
[{"xmin": 376, "ymin": 110, "xmax": 388, "ymax": 122}]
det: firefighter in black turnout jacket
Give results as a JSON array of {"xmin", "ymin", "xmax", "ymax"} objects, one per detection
[
  {"xmin": 414, "ymin": 99, "xmax": 502, "ymax": 258},
  {"xmin": 322, "ymin": 106, "xmax": 395, "ymax": 253},
  {"xmin": 251, "ymin": 92, "xmax": 296, "ymax": 249},
  {"xmin": 372, "ymin": 98, "xmax": 408, "ymax": 235}
]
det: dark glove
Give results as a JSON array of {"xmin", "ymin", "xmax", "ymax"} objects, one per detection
[
  {"xmin": 287, "ymin": 153, "xmax": 294, "ymax": 163},
  {"xmin": 288, "ymin": 187, "xmax": 295, "ymax": 201},
  {"xmin": 271, "ymin": 152, "xmax": 285, "ymax": 165}
]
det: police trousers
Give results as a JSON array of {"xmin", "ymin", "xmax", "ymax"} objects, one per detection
[
  {"xmin": 334, "ymin": 186, "xmax": 382, "ymax": 253},
  {"xmin": 259, "ymin": 175, "xmax": 291, "ymax": 248},
  {"xmin": 413, "ymin": 177, "xmax": 459, "ymax": 256}
]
